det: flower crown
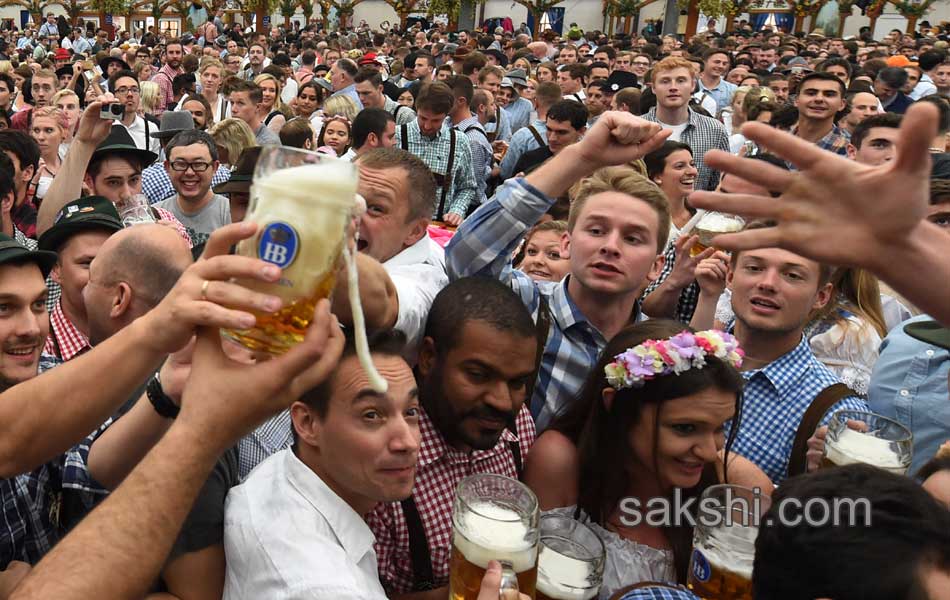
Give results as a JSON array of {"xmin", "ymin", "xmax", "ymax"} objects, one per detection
[{"xmin": 604, "ymin": 330, "xmax": 744, "ymax": 390}]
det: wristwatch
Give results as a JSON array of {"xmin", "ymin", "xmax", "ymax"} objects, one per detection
[{"xmin": 147, "ymin": 373, "xmax": 180, "ymax": 419}]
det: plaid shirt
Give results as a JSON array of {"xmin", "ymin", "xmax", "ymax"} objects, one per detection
[
  {"xmin": 619, "ymin": 586, "xmax": 701, "ymax": 600},
  {"xmin": 447, "ymin": 178, "xmax": 641, "ymax": 432},
  {"xmin": 150, "ymin": 64, "xmax": 183, "ymax": 115},
  {"xmin": 642, "ymin": 107, "xmax": 730, "ymax": 191},
  {"xmin": 366, "ymin": 406, "xmax": 535, "ymax": 594},
  {"xmin": 642, "ymin": 239, "xmax": 700, "ymax": 324},
  {"xmin": 236, "ymin": 409, "xmax": 293, "ymax": 480},
  {"xmin": 452, "ymin": 115, "xmax": 492, "ymax": 206},
  {"xmin": 43, "ymin": 301, "xmax": 90, "ymax": 361},
  {"xmin": 791, "ymin": 124, "xmax": 850, "ymax": 159},
  {"xmin": 142, "ymin": 163, "xmax": 232, "ymax": 205},
  {"xmin": 396, "ymin": 120, "xmax": 477, "ymax": 219},
  {"xmin": 729, "ymin": 336, "xmax": 867, "ymax": 483}
]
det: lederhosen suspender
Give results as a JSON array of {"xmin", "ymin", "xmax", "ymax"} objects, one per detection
[
  {"xmin": 526, "ymin": 125, "xmax": 544, "ymax": 147},
  {"xmin": 401, "ymin": 123, "xmax": 455, "ymax": 220},
  {"xmin": 401, "ymin": 443, "xmax": 525, "ymax": 591},
  {"xmin": 486, "ymin": 107, "xmax": 500, "ymax": 143},
  {"xmin": 392, "ymin": 103, "xmax": 407, "ymax": 122},
  {"xmin": 462, "ymin": 124, "xmax": 490, "ymax": 145}
]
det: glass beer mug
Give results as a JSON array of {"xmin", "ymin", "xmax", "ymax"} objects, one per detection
[
  {"xmin": 449, "ymin": 474, "xmax": 540, "ymax": 600},
  {"xmin": 690, "ymin": 212, "xmax": 745, "ymax": 257},
  {"xmin": 222, "ymin": 146, "xmax": 386, "ymax": 390},
  {"xmin": 687, "ymin": 485, "xmax": 771, "ymax": 600},
  {"xmin": 536, "ymin": 514, "xmax": 605, "ymax": 600},
  {"xmin": 822, "ymin": 409, "xmax": 913, "ymax": 475}
]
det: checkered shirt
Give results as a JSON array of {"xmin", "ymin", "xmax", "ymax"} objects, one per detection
[
  {"xmin": 395, "ymin": 120, "xmax": 477, "ymax": 219},
  {"xmin": 142, "ymin": 163, "xmax": 232, "ymax": 206},
  {"xmin": 366, "ymin": 406, "xmax": 535, "ymax": 594},
  {"xmin": 642, "ymin": 238, "xmax": 700, "ymax": 324},
  {"xmin": 619, "ymin": 586, "xmax": 702, "ymax": 600},
  {"xmin": 728, "ymin": 336, "xmax": 868, "ymax": 483},
  {"xmin": 789, "ymin": 124, "xmax": 850, "ymax": 162},
  {"xmin": 503, "ymin": 97, "xmax": 533, "ymax": 134},
  {"xmin": 446, "ymin": 178, "xmax": 641, "ymax": 432},
  {"xmin": 452, "ymin": 115, "xmax": 493, "ymax": 206},
  {"xmin": 43, "ymin": 300, "xmax": 91, "ymax": 361},
  {"xmin": 152, "ymin": 206, "xmax": 194, "ymax": 248},
  {"xmin": 236, "ymin": 409, "xmax": 293, "ymax": 480},
  {"xmin": 150, "ymin": 64, "xmax": 183, "ymax": 115},
  {"xmin": 12, "ymin": 225, "xmax": 36, "ymax": 250},
  {"xmin": 642, "ymin": 107, "xmax": 730, "ymax": 191}
]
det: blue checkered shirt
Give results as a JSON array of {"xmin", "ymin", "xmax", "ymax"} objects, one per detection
[
  {"xmin": 499, "ymin": 120, "xmax": 547, "ymax": 179},
  {"xmin": 446, "ymin": 178, "xmax": 641, "ymax": 432},
  {"xmin": 452, "ymin": 115, "xmax": 493, "ymax": 206},
  {"xmin": 395, "ymin": 120, "xmax": 477, "ymax": 219},
  {"xmin": 729, "ymin": 336, "xmax": 867, "ymax": 483},
  {"xmin": 620, "ymin": 586, "xmax": 701, "ymax": 600},
  {"xmin": 142, "ymin": 163, "xmax": 232, "ymax": 205},
  {"xmin": 503, "ymin": 97, "xmax": 533, "ymax": 134},
  {"xmin": 236, "ymin": 409, "xmax": 293, "ymax": 480},
  {"xmin": 642, "ymin": 107, "xmax": 730, "ymax": 191}
]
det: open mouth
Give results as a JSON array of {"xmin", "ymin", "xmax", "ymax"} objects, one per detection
[
  {"xmin": 356, "ymin": 238, "xmax": 369, "ymax": 252},
  {"xmin": 680, "ymin": 177, "xmax": 695, "ymax": 186},
  {"xmin": 750, "ymin": 297, "xmax": 780, "ymax": 311},
  {"xmin": 591, "ymin": 261, "xmax": 621, "ymax": 275},
  {"xmin": 527, "ymin": 269, "xmax": 551, "ymax": 279}
]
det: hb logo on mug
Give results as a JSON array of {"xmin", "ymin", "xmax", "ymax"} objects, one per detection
[{"xmin": 258, "ymin": 222, "xmax": 299, "ymax": 269}]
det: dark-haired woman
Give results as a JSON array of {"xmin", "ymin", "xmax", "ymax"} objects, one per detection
[{"xmin": 524, "ymin": 320, "xmax": 771, "ymax": 598}]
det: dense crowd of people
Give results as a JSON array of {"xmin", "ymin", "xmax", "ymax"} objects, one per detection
[{"xmin": 0, "ymin": 9, "xmax": 949, "ymax": 600}]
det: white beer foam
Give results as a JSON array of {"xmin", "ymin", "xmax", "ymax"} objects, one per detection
[
  {"xmin": 697, "ymin": 212, "xmax": 744, "ymax": 233},
  {"xmin": 536, "ymin": 545, "xmax": 598, "ymax": 600},
  {"xmin": 695, "ymin": 523, "xmax": 756, "ymax": 580},
  {"xmin": 826, "ymin": 427, "xmax": 907, "ymax": 474},
  {"xmin": 454, "ymin": 502, "xmax": 537, "ymax": 572}
]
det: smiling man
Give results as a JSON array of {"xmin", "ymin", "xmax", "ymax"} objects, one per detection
[
  {"xmin": 699, "ymin": 48, "xmax": 737, "ymax": 113},
  {"xmin": 367, "ymin": 277, "xmax": 537, "ymax": 598},
  {"xmin": 792, "ymin": 72, "xmax": 850, "ymax": 156},
  {"xmin": 447, "ymin": 111, "xmax": 671, "ymax": 431}
]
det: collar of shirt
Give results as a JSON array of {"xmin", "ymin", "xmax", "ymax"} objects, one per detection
[
  {"xmin": 284, "ymin": 449, "xmax": 376, "ymax": 562},
  {"xmin": 547, "ymin": 275, "xmax": 601, "ymax": 334},
  {"xmin": 741, "ymin": 335, "xmax": 814, "ymax": 398},
  {"xmin": 452, "ymin": 114, "xmax": 481, "ymax": 131},
  {"xmin": 384, "ymin": 234, "xmax": 445, "ymax": 269},
  {"xmin": 416, "ymin": 407, "xmax": 520, "ymax": 471},
  {"xmin": 44, "ymin": 300, "xmax": 91, "ymax": 361}
]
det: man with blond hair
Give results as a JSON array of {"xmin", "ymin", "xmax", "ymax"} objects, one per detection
[{"xmin": 642, "ymin": 56, "xmax": 729, "ymax": 191}]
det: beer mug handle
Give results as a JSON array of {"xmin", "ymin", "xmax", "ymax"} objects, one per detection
[{"xmin": 498, "ymin": 561, "xmax": 520, "ymax": 600}]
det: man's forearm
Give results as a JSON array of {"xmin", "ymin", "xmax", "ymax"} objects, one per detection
[
  {"xmin": 10, "ymin": 422, "xmax": 219, "ymax": 600},
  {"xmin": 36, "ymin": 139, "xmax": 95, "ymax": 235},
  {"xmin": 0, "ymin": 317, "xmax": 165, "ymax": 478},
  {"xmin": 524, "ymin": 144, "xmax": 596, "ymax": 199},
  {"xmin": 640, "ymin": 280, "xmax": 685, "ymax": 319},
  {"xmin": 872, "ymin": 221, "xmax": 950, "ymax": 326}
]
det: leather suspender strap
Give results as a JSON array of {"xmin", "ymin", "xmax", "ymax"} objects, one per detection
[
  {"xmin": 435, "ymin": 128, "xmax": 456, "ymax": 220},
  {"xmin": 509, "ymin": 440, "xmax": 524, "ymax": 480},
  {"xmin": 400, "ymin": 495, "xmax": 436, "ymax": 591},
  {"xmin": 529, "ymin": 294, "xmax": 552, "ymax": 418},
  {"xmin": 526, "ymin": 125, "xmax": 544, "ymax": 147},
  {"xmin": 787, "ymin": 383, "xmax": 854, "ymax": 478},
  {"xmin": 463, "ymin": 124, "xmax": 490, "ymax": 144},
  {"xmin": 400, "ymin": 123, "xmax": 409, "ymax": 151}
]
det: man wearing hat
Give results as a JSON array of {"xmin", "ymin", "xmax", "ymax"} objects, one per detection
[
  {"xmin": 212, "ymin": 146, "xmax": 261, "ymax": 223},
  {"xmin": 501, "ymin": 69, "xmax": 533, "ymax": 133},
  {"xmin": 36, "ymin": 117, "xmax": 190, "ymax": 247},
  {"xmin": 37, "ymin": 197, "xmax": 123, "ymax": 363}
]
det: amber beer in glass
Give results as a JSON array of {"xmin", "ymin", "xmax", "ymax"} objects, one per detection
[
  {"xmin": 449, "ymin": 474, "xmax": 540, "ymax": 600},
  {"xmin": 535, "ymin": 514, "xmax": 605, "ymax": 600},
  {"xmin": 222, "ymin": 146, "xmax": 358, "ymax": 355},
  {"xmin": 687, "ymin": 485, "xmax": 771, "ymax": 600},
  {"xmin": 821, "ymin": 410, "xmax": 913, "ymax": 475},
  {"xmin": 690, "ymin": 212, "xmax": 745, "ymax": 257}
]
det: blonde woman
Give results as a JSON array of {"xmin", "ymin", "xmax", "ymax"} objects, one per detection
[
  {"xmin": 133, "ymin": 60, "xmax": 153, "ymax": 84},
  {"xmin": 728, "ymin": 86, "xmax": 775, "ymax": 153},
  {"xmin": 253, "ymin": 73, "xmax": 287, "ymax": 136},
  {"xmin": 139, "ymin": 80, "xmax": 161, "ymax": 116},
  {"xmin": 209, "ymin": 117, "xmax": 257, "ymax": 167},
  {"xmin": 29, "ymin": 106, "xmax": 66, "ymax": 202},
  {"xmin": 311, "ymin": 93, "xmax": 359, "ymax": 142},
  {"xmin": 200, "ymin": 57, "xmax": 229, "ymax": 122}
]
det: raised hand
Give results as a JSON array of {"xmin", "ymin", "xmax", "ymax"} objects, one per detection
[
  {"xmin": 75, "ymin": 93, "xmax": 121, "ymax": 146},
  {"xmin": 574, "ymin": 110, "xmax": 671, "ymax": 169}
]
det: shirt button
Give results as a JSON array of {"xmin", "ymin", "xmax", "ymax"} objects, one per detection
[
  {"xmin": 900, "ymin": 389, "xmax": 910, "ymax": 397},
  {"xmin": 926, "ymin": 350, "xmax": 935, "ymax": 357}
]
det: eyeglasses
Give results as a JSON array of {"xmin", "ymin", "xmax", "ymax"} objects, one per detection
[
  {"xmin": 115, "ymin": 86, "xmax": 140, "ymax": 96},
  {"xmin": 169, "ymin": 160, "xmax": 212, "ymax": 172}
]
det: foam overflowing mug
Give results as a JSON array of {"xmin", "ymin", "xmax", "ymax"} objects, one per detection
[{"xmin": 222, "ymin": 146, "xmax": 387, "ymax": 392}]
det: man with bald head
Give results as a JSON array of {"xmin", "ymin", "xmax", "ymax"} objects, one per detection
[{"xmin": 83, "ymin": 223, "xmax": 193, "ymax": 346}]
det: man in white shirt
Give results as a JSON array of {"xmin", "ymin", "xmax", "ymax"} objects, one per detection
[
  {"xmin": 911, "ymin": 49, "xmax": 946, "ymax": 100},
  {"xmin": 356, "ymin": 148, "xmax": 448, "ymax": 360},
  {"xmin": 109, "ymin": 70, "xmax": 161, "ymax": 155}
]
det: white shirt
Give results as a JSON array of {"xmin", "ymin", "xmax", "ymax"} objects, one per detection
[
  {"xmin": 657, "ymin": 119, "xmax": 689, "ymax": 142},
  {"xmin": 123, "ymin": 115, "xmax": 162, "ymax": 155},
  {"xmin": 382, "ymin": 235, "xmax": 448, "ymax": 362},
  {"xmin": 282, "ymin": 78, "xmax": 298, "ymax": 106},
  {"xmin": 223, "ymin": 450, "xmax": 388, "ymax": 600},
  {"xmin": 911, "ymin": 73, "xmax": 938, "ymax": 100}
]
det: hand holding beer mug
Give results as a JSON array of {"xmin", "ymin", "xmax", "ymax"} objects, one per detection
[
  {"xmin": 687, "ymin": 212, "xmax": 745, "ymax": 257},
  {"xmin": 821, "ymin": 410, "xmax": 913, "ymax": 475},
  {"xmin": 687, "ymin": 484, "xmax": 771, "ymax": 600},
  {"xmin": 222, "ymin": 146, "xmax": 387, "ymax": 391},
  {"xmin": 536, "ymin": 514, "xmax": 605, "ymax": 600},
  {"xmin": 449, "ymin": 474, "xmax": 540, "ymax": 600}
]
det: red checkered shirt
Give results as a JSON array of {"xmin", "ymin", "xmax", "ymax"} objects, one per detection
[
  {"xmin": 150, "ymin": 64, "xmax": 184, "ymax": 116},
  {"xmin": 366, "ymin": 405, "xmax": 536, "ymax": 594},
  {"xmin": 43, "ymin": 300, "xmax": 91, "ymax": 361},
  {"xmin": 152, "ymin": 206, "xmax": 194, "ymax": 249}
]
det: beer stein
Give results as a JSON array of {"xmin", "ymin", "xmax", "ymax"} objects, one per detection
[
  {"xmin": 222, "ymin": 145, "xmax": 386, "ymax": 390},
  {"xmin": 449, "ymin": 474, "xmax": 540, "ymax": 600},
  {"xmin": 822, "ymin": 410, "xmax": 913, "ymax": 475},
  {"xmin": 536, "ymin": 514, "xmax": 605, "ymax": 600},
  {"xmin": 689, "ymin": 212, "xmax": 744, "ymax": 257},
  {"xmin": 687, "ymin": 485, "xmax": 771, "ymax": 600}
]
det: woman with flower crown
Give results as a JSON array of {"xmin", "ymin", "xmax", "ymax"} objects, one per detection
[{"xmin": 523, "ymin": 319, "xmax": 772, "ymax": 599}]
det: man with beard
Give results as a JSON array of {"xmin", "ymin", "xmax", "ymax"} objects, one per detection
[
  {"xmin": 792, "ymin": 72, "xmax": 850, "ymax": 156},
  {"xmin": 151, "ymin": 39, "xmax": 184, "ymax": 117},
  {"xmin": 366, "ymin": 277, "xmax": 538, "ymax": 598}
]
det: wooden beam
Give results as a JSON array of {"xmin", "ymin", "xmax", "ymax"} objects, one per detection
[{"xmin": 684, "ymin": 0, "xmax": 699, "ymax": 37}]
